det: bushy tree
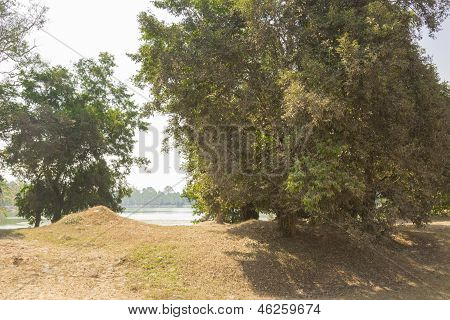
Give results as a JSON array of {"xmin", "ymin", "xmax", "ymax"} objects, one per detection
[
  {"xmin": 134, "ymin": 0, "xmax": 449, "ymax": 235},
  {"xmin": 0, "ymin": 54, "xmax": 148, "ymax": 226}
]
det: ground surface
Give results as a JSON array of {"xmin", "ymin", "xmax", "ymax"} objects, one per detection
[{"xmin": 1, "ymin": 207, "xmax": 449, "ymax": 299}]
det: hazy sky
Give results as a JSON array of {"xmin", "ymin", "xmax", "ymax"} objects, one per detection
[{"xmin": 14, "ymin": 0, "xmax": 450, "ymax": 191}]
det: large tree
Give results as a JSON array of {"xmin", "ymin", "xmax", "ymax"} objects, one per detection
[
  {"xmin": 134, "ymin": 0, "xmax": 449, "ymax": 235},
  {"xmin": 0, "ymin": 53, "xmax": 148, "ymax": 226}
]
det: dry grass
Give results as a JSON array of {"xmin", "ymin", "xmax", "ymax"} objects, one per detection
[{"xmin": 0, "ymin": 206, "xmax": 449, "ymax": 300}]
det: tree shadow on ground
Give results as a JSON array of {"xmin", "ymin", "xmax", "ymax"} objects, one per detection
[
  {"xmin": 0, "ymin": 229, "xmax": 25, "ymax": 240},
  {"xmin": 225, "ymin": 220, "xmax": 450, "ymax": 299}
]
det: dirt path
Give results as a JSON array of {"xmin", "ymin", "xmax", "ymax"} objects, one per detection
[{"xmin": 1, "ymin": 207, "xmax": 449, "ymax": 299}]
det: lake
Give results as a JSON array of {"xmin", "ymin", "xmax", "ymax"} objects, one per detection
[
  {"xmin": 1, "ymin": 207, "xmax": 272, "ymax": 229},
  {"xmin": 0, "ymin": 216, "xmax": 31, "ymax": 230},
  {"xmin": 0, "ymin": 207, "xmax": 196, "ymax": 229},
  {"xmin": 121, "ymin": 207, "xmax": 196, "ymax": 226}
]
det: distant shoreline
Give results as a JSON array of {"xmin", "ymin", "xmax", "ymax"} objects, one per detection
[{"xmin": 122, "ymin": 205, "xmax": 192, "ymax": 210}]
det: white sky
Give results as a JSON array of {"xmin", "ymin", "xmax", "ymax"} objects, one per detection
[{"xmin": 10, "ymin": 0, "xmax": 450, "ymax": 192}]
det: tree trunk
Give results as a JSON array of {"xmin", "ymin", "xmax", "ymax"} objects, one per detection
[
  {"xmin": 34, "ymin": 212, "xmax": 41, "ymax": 228},
  {"xmin": 51, "ymin": 189, "xmax": 64, "ymax": 223},
  {"xmin": 51, "ymin": 184, "xmax": 64, "ymax": 224},
  {"xmin": 278, "ymin": 212, "xmax": 296, "ymax": 237},
  {"xmin": 215, "ymin": 208, "xmax": 224, "ymax": 224},
  {"xmin": 296, "ymin": 208, "xmax": 310, "ymax": 219},
  {"xmin": 51, "ymin": 210, "xmax": 62, "ymax": 223},
  {"xmin": 240, "ymin": 203, "xmax": 259, "ymax": 221},
  {"xmin": 362, "ymin": 158, "xmax": 377, "ymax": 232}
]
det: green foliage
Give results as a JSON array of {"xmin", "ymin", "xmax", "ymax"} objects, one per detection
[
  {"xmin": 432, "ymin": 191, "xmax": 450, "ymax": 216},
  {"xmin": 134, "ymin": 0, "xmax": 449, "ymax": 235},
  {"xmin": 286, "ymin": 142, "xmax": 365, "ymax": 221},
  {"xmin": 183, "ymin": 172, "xmax": 235, "ymax": 223},
  {"xmin": 0, "ymin": 54, "xmax": 148, "ymax": 226}
]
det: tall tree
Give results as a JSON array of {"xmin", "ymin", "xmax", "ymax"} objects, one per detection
[
  {"xmin": 0, "ymin": 53, "xmax": 148, "ymax": 226},
  {"xmin": 134, "ymin": 0, "xmax": 449, "ymax": 235}
]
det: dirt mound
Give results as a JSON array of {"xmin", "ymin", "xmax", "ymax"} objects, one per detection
[
  {"xmin": 1, "ymin": 212, "xmax": 448, "ymax": 299},
  {"xmin": 58, "ymin": 206, "xmax": 124, "ymax": 226}
]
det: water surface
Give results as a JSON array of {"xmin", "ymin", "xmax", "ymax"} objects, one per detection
[
  {"xmin": 120, "ymin": 207, "xmax": 195, "ymax": 226},
  {"xmin": 0, "ymin": 207, "xmax": 196, "ymax": 229},
  {"xmin": 1, "ymin": 207, "xmax": 271, "ymax": 229}
]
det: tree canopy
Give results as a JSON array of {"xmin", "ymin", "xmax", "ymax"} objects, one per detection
[
  {"xmin": 134, "ymin": 0, "xmax": 450, "ymax": 235},
  {"xmin": 0, "ymin": 53, "xmax": 148, "ymax": 226}
]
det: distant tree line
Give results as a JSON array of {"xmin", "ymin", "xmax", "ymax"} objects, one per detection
[
  {"xmin": 122, "ymin": 186, "xmax": 190, "ymax": 208},
  {"xmin": 0, "ymin": 179, "xmax": 22, "ymax": 216},
  {"xmin": 0, "ymin": 181, "xmax": 191, "ymax": 210},
  {"xmin": 0, "ymin": 180, "xmax": 22, "ymax": 207}
]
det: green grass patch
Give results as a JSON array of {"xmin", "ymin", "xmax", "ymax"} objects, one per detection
[{"xmin": 127, "ymin": 244, "xmax": 188, "ymax": 299}]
